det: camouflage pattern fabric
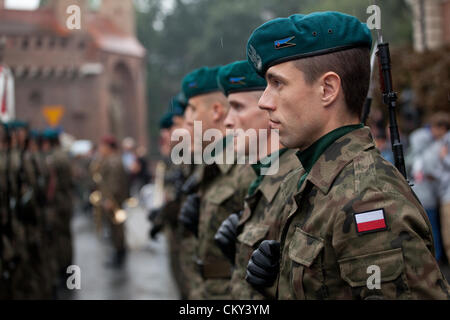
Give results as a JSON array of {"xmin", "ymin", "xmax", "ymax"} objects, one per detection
[
  {"xmin": 46, "ymin": 147, "xmax": 74, "ymax": 275},
  {"xmin": 190, "ymin": 162, "xmax": 256, "ymax": 299},
  {"xmin": 179, "ymin": 163, "xmax": 211, "ymax": 299},
  {"xmin": 97, "ymin": 153, "xmax": 129, "ymax": 253},
  {"xmin": 231, "ymin": 149, "xmax": 300, "ymax": 299},
  {"xmin": 276, "ymin": 127, "xmax": 450, "ymax": 300}
]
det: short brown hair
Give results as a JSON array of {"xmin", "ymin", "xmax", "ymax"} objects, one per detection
[{"xmin": 293, "ymin": 47, "xmax": 370, "ymax": 116}]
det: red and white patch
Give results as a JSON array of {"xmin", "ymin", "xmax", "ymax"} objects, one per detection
[{"xmin": 354, "ymin": 209, "xmax": 387, "ymax": 234}]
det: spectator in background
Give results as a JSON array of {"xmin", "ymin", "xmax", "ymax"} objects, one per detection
[
  {"xmin": 374, "ymin": 126, "xmax": 394, "ymax": 164},
  {"xmin": 122, "ymin": 137, "xmax": 137, "ymax": 174},
  {"xmin": 129, "ymin": 145, "xmax": 150, "ymax": 196},
  {"xmin": 439, "ymin": 131, "xmax": 450, "ymax": 263},
  {"xmin": 411, "ymin": 112, "xmax": 450, "ymax": 262},
  {"xmin": 122, "ymin": 137, "xmax": 140, "ymax": 196}
]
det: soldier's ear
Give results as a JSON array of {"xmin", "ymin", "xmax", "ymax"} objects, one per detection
[
  {"xmin": 319, "ymin": 71, "xmax": 341, "ymax": 108},
  {"xmin": 212, "ymin": 102, "xmax": 225, "ymax": 122}
]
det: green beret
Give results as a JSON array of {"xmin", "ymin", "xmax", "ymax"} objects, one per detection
[
  {"xmin": 175, "ymin": 91, "xmax": 187, "ymax": 107},
  {"xmin": 3, "ymin": 120, "xmax": 28, "ymax": 130},
  {"xmin": 42, "ymin": 128, "xmax": 59, "ymax": 140},
  {"xmin": 217, "ymin": 60, "xmax": 267, "ymax": 96},
  {"xmin": 169, "ymin": 94, "xmax": 186, "ymax": 116},
  {"xmin": 182, "ymin": 66, "xmax": 221, "ymax": 101},
  {"xmin": 159, "ymin": 112, "xmax": 174, "ymax": 129},
  {"xmin": 247, "ymin": 12, "xmax": 372, "ymax": 76},
  {"xmin": 2, "ymin": 122, "xmax": 13, "ymax": 131}
]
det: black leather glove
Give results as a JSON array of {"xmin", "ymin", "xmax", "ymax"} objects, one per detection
[
  {"xmin": 149, "ymin": 223, "xmax": 163, "ymax": 240},
  {"xmin": 147, "ymin": 207, "xmax": 161, "ymax": 223},
  {"xmin": 178, "ymin": 194, "xmax": 200, "ymax": 237},
  {"xmin": 214, "ymin": 211, "xmax": 242, "ymax": 264},
  {"xmin": 181, "ymin": 174, "xmax": 199, "ymax": 195},
  {"xmin": 245, "ymin": 240, "xmax": 280, "ymax": 288},
  {"xmin": 171, "ymin": 169, "xmax": 185, "ymax": 199}
]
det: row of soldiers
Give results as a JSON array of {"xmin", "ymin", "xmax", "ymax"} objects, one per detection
[
  {"xmin": 0, "ymin": 121, "xmax": 73, "ymax": 299},
  {"xmin": 150, "ymin": 11, "xmax": 450, "ymax": 300}
]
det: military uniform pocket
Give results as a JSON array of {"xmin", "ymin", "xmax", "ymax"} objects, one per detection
[
  {"xmin": 338, "ymin": 248, "xmax": 411, "ymax": 299},
  {"xmin": 237, "ymin": 224, "xmax": 270, "ymax": 247},
  {"xmin": 207, "ymin": 185, "xmax": 235, "ymax": 205},
  {"xmin": 288, "ymin": 227, "xmax": 324, "ymax": 299}
]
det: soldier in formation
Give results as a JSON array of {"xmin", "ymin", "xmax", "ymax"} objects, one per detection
[
  {"xmin": 154, "ymin": 10, "xmax": 449, "ymax": 300},
  {"xmin": 0, "ymin": 123, "xmax": 74, "ymax": 299}
]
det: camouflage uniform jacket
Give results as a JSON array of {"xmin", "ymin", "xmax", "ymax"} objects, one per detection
[
  {"xmin": 231, "ymin": 148, "xmax": 300, "ymax": 300},
  {"xmin": 180, "ymin": 163, "xmax": 211, "ymax": 299},
  {"xmin": 46, "ymin": 148, "xmax": 73, "ymax": 206},
  {"xmin": 192, "ymin": 161, "xmax": 256, "ymax": 299},
  {"xmin": 276, "ymin": 126, "xmax": 450, "ymax": 300},
  {"xmin": 97, "ymin": 154, "xmax": 129, "ymax": 207}
]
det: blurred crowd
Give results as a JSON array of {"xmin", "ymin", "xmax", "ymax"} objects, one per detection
[{"xmin": 368, "ymin": 111, "xmax": 450, "ymax": 264}]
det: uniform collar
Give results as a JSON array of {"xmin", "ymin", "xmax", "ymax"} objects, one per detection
[
  {"xmin": 247, "ymin": 148, "xmax": 289, "ymax": 197},
  {"xmin": 258, "ymin": 148, "xmax": 300, "ymax": 203},
  {"xmin": 298, "ymin": 126, "xmax": 375, "ymax": 195}
]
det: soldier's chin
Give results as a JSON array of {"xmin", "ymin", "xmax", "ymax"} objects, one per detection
[{"xmin": 279, "ymin": 135, "xmax": 296, "ymax": 149}]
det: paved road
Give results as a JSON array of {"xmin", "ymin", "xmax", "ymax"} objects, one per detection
[
  {"xmin": 64, "ymin": 205, "xmax": 180, "ymax": 300},
  {"xmin": 61, "ymin": 202, "xmax": 450, "ymax": 300}
]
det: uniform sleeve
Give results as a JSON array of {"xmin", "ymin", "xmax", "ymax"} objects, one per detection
[{"xmin": 332, "ymin": 185, "xmax": 450, "ymax": 300}]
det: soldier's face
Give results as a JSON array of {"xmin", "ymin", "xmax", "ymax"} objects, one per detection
[
  {"xmin": 16, "ymin": 128, "xmax": 28, "ymax": 146},
  {"xmin": 225, "ymin": 90, "xmax": 269, "ymax": 155},
  {"xmin": 159, "ymin": 129, "xmax": 171, "ymax": 157},
  {"xmin": 99, "ymin": 143, "xmax": 112, "ymax": 157},
  {"xmin": 169, "ymin": 116, "xmax": 186, "ymax": 151},
  {"xmin": 28, "ymin": 139, "xmax": 38, "ymax": 152},
  {"xmin": 42, "ymin": 140, "xmax": 51, "ymax": 152},
  {"xmin": 259, "ymin": 61, "xmax": 325, "ymax": 150},
  {"xmin": 187, "ymin": 94, "xmax": 219, "ymax": 151},
  {"xmin": 183, "ymin": 106, "xmax": 195, "ymax": 153}
]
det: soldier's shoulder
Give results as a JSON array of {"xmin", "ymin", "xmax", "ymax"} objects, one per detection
[
  {"xmin": 330, "ymin": 146, "xmax": 412, "ymax": 198},
  {"xmin": 330, "ymin": 148, "xmax": 431, "ymax": 236}
]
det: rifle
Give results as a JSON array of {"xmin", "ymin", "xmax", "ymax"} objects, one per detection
[
  {"xmin": 361, "ymin": 40, "xmax": 378, "ymax": 125},
  {"xmin": 374, "ymin": 10, "xmax": 408, "ymax": 181}
]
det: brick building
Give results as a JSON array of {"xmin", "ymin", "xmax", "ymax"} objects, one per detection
[
  {"xmin": 0, "ymin": 0, "xmax": 148, "ymax": 147},
  {"xmin": 407, "ymin": 0, "xmax": 450, "ymax": 52}
]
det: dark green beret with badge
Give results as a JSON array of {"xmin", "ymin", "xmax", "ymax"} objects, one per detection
[
  {"xmin": 182, "ymin": 66, "xmax": 221, "ymax": 101},
  {"xmin": 169, "ymin": 93, "xmax": 187, "ymax": 116},
  {"xmin": 247, "ymin": 12, "xmax": 372, "ymax": 76},
  {"xmin": 217, "ymin": 60, "xmax": 267, "ymax": 96},
  {"xmin": 159, "ymin": 112, "xmax": 174, "ymax": 129}
]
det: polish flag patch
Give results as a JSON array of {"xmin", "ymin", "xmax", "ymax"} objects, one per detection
[{"xmin": 354, "ymin": 209, "xmax": 387, "ymax": 234}]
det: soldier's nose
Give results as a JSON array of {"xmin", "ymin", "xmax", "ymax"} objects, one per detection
[
  {"xmin": 224, "ymin": 115, "xmax": 235, "ymax": 129},
  {"xmin": 259, "ymin": 90, "xmax": 276, "ymax": 112}
]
